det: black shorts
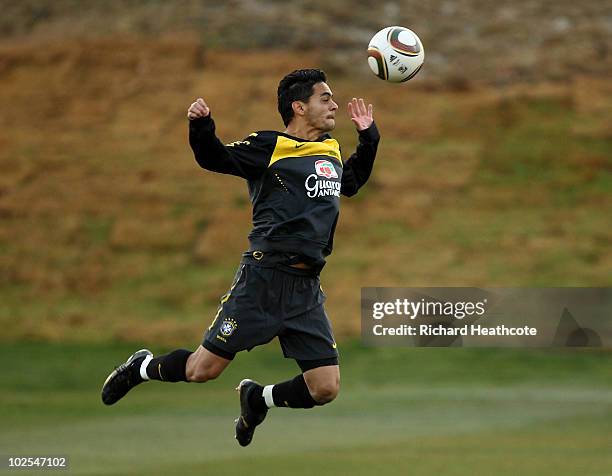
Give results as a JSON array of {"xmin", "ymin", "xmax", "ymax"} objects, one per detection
[{"xmin": 202, "ymin": 252, "xmax": 339, "ymax": 365}]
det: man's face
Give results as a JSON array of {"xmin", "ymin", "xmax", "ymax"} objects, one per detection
[{"xmin": 303, "ymin": 82, "xmax": 338, "ymax": 132}]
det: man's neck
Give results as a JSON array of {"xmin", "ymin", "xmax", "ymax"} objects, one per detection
[{"xmin": 283, "ymin": 123, "xmax": 324, "ymax": 141}]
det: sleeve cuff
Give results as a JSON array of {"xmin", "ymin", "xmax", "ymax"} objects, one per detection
[
  {"xmin": 358, "ymin": 121, "xmax": 380, "ymax": 143},
  {"xmin": 189, "ymin": 115, "xmax": 214, "ymax": 132}
]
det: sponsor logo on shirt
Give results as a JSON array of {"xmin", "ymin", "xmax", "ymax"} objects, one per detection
[
  {"xmin": 305, "ymin": 161, "xmax": 341, "ymax": 198},
  {"xmin": 314, "ymin": 160, "xmax": 338, "ymax": 179}
]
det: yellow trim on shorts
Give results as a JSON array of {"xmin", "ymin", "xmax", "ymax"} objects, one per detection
[{"xmin": 208, "ymin": 265, "xmax": 245, "ymax": 330}]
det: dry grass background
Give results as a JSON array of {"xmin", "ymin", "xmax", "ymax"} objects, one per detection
[{"xmin": 0, "ymin": 3, "xmax": 611, "ymax": 345}]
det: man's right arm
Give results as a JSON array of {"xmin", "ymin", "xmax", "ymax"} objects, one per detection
[{"xmin": 187, "ymin": 98, "xmax": 268, "ymax": 179}]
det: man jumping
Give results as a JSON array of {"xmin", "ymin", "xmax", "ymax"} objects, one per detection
[{"xmin": 101, "ymin": 69, "xmax": 380, "ymax": 447}]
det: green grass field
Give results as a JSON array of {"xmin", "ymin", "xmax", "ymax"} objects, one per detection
[{"xmin": 1, "ymin": 342, "xmax": 610, "ymax": 475}]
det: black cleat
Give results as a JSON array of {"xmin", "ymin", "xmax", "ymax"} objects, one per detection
[
  {"xmin": 101, "ymin": 349, "xmax": 152, "ymax": 405},
  {"xmin": 234, "ymin": 379, "xmax": 268, "ymax": 447}
]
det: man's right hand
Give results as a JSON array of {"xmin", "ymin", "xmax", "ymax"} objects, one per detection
[{"xmin": 187, "ymin": 98, "xmax": 210, "ymax": 120}]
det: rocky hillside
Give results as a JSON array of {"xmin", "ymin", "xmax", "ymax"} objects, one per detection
[{"xmin": 1, "ymin": 0, "xmax": 611, "ymax": 86}]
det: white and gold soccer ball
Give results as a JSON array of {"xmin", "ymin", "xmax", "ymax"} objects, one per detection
[{"xmin": 367, "ymin": 26, "xmax": 425, "ymax": 82}]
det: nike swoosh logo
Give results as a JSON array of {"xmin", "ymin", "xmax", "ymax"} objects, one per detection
[
  {"xmin": 295, "ymin": 143, "xmax": 305, "ymax": 148},
  {"xmin": 332, "ymin": 342, "xmax": 337, "ymax": 349}
]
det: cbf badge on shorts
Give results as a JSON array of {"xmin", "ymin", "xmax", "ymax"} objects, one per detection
[{"xmin": 217, "ymin": 317, "xmax": 238, "ymax": 343}]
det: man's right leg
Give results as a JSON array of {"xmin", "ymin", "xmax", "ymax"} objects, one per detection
[
  {"xmin": 185, "ymin": 345, "xmax": 232, "ymax": 382},
  {"xmin": 141, "ymin": 344, "xmax": 232, "ymax": 383},
  {"xmin": 101, "ymin": 345, "xmax": 231, "ymax": 405}
]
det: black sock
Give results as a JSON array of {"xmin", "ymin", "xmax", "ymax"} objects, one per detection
[
  {"xmin": 145, "ymin": 349, "xmax": 192, "ymax": 382},
  {"xmin": 271, "ymin": 374, "xmax": 318, "ymax": 408},
  {"xmin": 248, "ymin": 385, "xmax": 268, "ymax": 413}
]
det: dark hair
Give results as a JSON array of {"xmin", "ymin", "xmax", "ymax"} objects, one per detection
[{"xmin": 277, "ymin": 69, "xmax": 327, "ymax": 126}]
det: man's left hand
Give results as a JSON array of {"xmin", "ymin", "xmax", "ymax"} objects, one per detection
[{"xmin": 348, "ymin": 97, "xmax": 374, "ymax": 131}]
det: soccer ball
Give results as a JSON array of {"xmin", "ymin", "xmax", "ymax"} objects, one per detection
[{"xmin": 367, "ymin": 26, "xmax": 425, "ymax": 82}]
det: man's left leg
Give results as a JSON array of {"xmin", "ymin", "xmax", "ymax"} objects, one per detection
[
  {"xmin": 234, "ymin": 360, "xmax": 339, "ymax": 446},
  {"xmin": 258, "ymin": 362, "xmax": 340, "ymax": 407},
  {"xmin": 234, "ymin": 270, "xmax": 339, "ymax": 446},
  {"xmin": 302, "ymin": 364, "xmax": 340, "ymax": 403}
]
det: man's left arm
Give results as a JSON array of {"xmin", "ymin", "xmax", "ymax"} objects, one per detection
[{"xmin": 341, "ymin": 98, "xmax": 380, "ymax": 197}]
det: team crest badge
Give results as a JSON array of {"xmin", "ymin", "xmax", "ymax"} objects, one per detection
[
  {"xmin": 315, "ymin": 160, "xmax": 338, "ymax": 179},
  {"xmin": 220, "ymin": 318, "xmax": 238, "ymax": 337}
]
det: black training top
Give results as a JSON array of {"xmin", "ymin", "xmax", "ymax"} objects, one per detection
[{"xmin": 189, "ymin": 115, "xmax": 380, "ymax": 267}]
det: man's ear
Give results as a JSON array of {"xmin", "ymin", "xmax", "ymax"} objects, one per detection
[{"xmin": 291, "ymin": 100, "xmax": 306, "ymax": 118}]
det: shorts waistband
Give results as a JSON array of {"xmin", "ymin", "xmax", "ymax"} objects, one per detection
[{"xmin": 240, "ymin": 250, "xmax": 322, "ymax": 276}]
